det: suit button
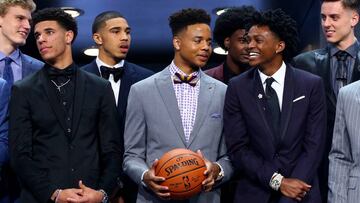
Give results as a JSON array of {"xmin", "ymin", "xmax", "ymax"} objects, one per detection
[
  {"xmin": 67, "ymin": 128, "xmax": 71, "ymax": 133},
  {"xmin": 63, "ymin": 101, "xmax": 67, "ymax": 106},
  {"xmin": 71, "ymin": 168, "xmax": 75, "ymax": 172},
  {"xmin": 274, "ymin": 153, "xmax": 279, "ymax": 158},
  {"xmin": 70, "ymin": 145, "xmax": 74, "ymax": 150}
]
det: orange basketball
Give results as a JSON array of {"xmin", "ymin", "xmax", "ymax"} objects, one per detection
[{"xmin": 155, "ymin": 148, "xmax": 206, "ymax": 200}]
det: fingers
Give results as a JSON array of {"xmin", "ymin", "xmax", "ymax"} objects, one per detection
[
  {"xmin": 78, "ymin": 180, "xmax": 87, "ymax": 190},
  {"xmin": 151, "ymin": 159, "xmax": 159, "ymax": 169}
]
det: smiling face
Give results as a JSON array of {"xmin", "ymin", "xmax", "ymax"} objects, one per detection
[
  {"xmin": 0, "ymin": 5, "xmax": 31, "ymax": 48},
  {"xmin": 247, "ymin": 25, "xmax": 284, "ymax": 73},
  {"xmin": 321, "ymin": 0, "xmax": 359, "ymax": 49},
  {"xmin": 226, "ymin": 29, "xmax": 250, "ymax": 65},
  {"xmin": 173, "ymin": 23, "xmax": 212, "ymax": 71},
  {"xmin": 93, "ymin": 17, "xmax": 131, "ymax": 65}
]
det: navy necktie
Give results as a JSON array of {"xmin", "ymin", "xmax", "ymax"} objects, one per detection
[
  {"xmin": 265, "ymin": 77, "xmax": 281, "ymax": 144},
  {"xmin": 3, "ymin": 57, "xmax": 14, "ymax": 86}
]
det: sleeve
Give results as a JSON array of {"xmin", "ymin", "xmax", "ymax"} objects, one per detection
[
  {"xmin": 223, "ymin": 80, "xmax": 278, "ymax": 190},
  {"xmin": 215, "ymin": 128, "xmax": 233, "ymax": 184},
  {"xmin": 122, "ymin": 85, "xmax": 149, "ymax": 185},
  {"xmin": 97, "ymin": 82, "xmax": 123, "ymax": 195},
  {"xmin": 328, "ymin": 89, "xmax": 351, "ymax": 203}
]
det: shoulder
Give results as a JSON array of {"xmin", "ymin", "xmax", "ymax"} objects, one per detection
[
  {"xmin": 21, "ymin": 53, "xmax": 44, "ymax": 67},
  {"xmin": 205, "ymin": 64, "xmax": 223, "ymax": 75},
  {"xmin": 79, "ymin": 68, "xmax": 108, "ymax": 85},
  {"xmin": 339, "ymin": 80, "xmax": 360, "ymax": 96},
  {"xmin": 124, "ymin": 61, "xmax": 154, "ymax": 77},
  {"xmin": 202, "ymin": 72, "xmax": 226, "ymax": 89},
  {"xmin": 294, "ymin": 48, "xmax": 327, "ymax": 61},
  {"xmin": 81, "ymin": 60, "xmax": 97, "ymax": 70}
]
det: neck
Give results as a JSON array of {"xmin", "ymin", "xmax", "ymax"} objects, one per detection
[
  {"xmin": 173, "ymin": 57, "xmax": 198, "ymax": 75},
  {"xmin": 98, "ymin": 51, "xmax": 122, "ymax": 66},
  {"xmin": 0, "ymin": 36, "xmax": 17, "ymax": 55},
  {"xmin": 226, "ymin": 56, "xmax": 248, "ymax": 75},
  {"xmin": 258, "ymin": 58, "xmax": 283, "ymax": 76},
  {"xmin": 335, "ymin": 34, "xmax": 356, "ymax": 50},
  {"xmin": 49, "ymin": 52, "xmax": 73, "ymax": 70}
]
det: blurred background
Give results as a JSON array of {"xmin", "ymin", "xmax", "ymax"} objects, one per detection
[{"xmin": 23, "ymin": 0, "xmax": 325, "ymax": 71}]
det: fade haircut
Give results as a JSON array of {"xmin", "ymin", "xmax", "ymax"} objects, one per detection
[
  {"xmin": 32, "ymin": 7, "xmax": 78, "ymax": 43},
  {"xmin": 322, "ymin": 0, "xmax": 360, "ymax": 11},
  {"xmin": 92, "ymin": 11, "xmax": 125, "ymax": 34},
  {"xmin": 168, "ymin": 8, "xmax": 210, "ymax": 36},
  {"xmin": 214, "ymin": 6, "xmax": 258, "ymax": 50},
  {"xmin": 252, "ymin": 9, "xmax": 299, "ymax": 62},
  {"xmin": 0, "ymin": 0, "xmax": 36, "ymax": 16}
]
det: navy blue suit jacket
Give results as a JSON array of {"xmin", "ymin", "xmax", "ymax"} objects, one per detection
[{"xmin": 224, "ymin": 64, "xmax": 327, "ymax": 203}]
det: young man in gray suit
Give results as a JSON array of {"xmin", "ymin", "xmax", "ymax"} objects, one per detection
[
  {"xmin": 123, "ymin": 8, "xmax": 233, "ymax": 203},
  {"xmin": 328, "ymin": 80, "xmax": 360, "ymax": 203}
]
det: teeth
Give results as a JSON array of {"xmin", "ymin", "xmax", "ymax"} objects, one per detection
[{"xmin": 249, "ymin": 52, "xmax": 259, "ymax": 56}]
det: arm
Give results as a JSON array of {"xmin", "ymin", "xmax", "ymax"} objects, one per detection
[
  {"xmin": 328, "ymin": 89, "xmax": 351, "ymax": 203},
  {"xmin": 97, "ymin": 82, "xmax": 123, "ymax": 195},
  {"xmin": 223, "ymin": 80, "xmax": 277, "ymax": 189}
]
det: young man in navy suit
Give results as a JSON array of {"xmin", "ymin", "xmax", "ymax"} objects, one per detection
[
  {"xmin": 82, "ymin": 11, "xmax": 153, "ymax": 203},
  {"xmin": 224, "ymin": 9, "xmax": 327, "ymax": 202}
]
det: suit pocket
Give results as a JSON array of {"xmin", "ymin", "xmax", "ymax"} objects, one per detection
[{"xmin": 349, "ymin": 176, "xmax": 357, "ymax": 190}]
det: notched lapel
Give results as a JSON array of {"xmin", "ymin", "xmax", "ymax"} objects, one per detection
[
  {"xmin": 280, "ymin": 66, "xmax": 294, "ymax": 141},
  {"xmin": 155, "ymin": 69, "xmax": 187, "ymax": 146},
  {"xmin": 117, "ymin": 64, "xmax": 134, "ymax": 119},
  {"xmin": 72, "ymin": 68, "xmax": 86, "ymax": 139},
  {"xmin": 316, "ymin": 50, "xmax": 336, "ymax": 108}
]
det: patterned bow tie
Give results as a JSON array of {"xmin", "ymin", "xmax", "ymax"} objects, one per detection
[
  {"xmin": 100, "ymin": 65, "xmax": 123, "ymax": 82},
  {"xmin": 173, "ymin": 72, "xmax": 198, "ymax": 87}
]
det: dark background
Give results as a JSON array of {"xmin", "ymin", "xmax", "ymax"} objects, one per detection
[{"xmin": 21, "ymin": 0, "xmax": 323, "ymax": 71}]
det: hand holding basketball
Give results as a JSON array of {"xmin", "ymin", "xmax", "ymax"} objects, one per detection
[
  {"xmin": 143, "ymin": 159, "xmax": 170, "ymax": 199},
  {"xmin": 197, "ymin": 150, "xmax": 221, "ymax": 192}
]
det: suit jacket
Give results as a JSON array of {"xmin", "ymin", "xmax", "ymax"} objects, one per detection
[
  {"xmin": 9, "ymin": 65, "xmax": 123, "ymax": 203},
  {"xmin": 123, "ymin": 66, "xmax": 233, "ymax": 203},
  {"xmin": 204, "ymin": 63, "xmax": 224, "ymax": 82},
  {"xmin": 0, "ymin": 78, "xmax": 9, "ymax": 166},
  {"xmin": 328, "ymin": 81, "xmax": 360, "ymax": 203},
  {"xmin": 224, "ymin": 64, "xmax": 327, "ymax": 203}
]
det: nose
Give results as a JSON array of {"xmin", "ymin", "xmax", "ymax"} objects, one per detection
[
  {"xmin": 23, "ymin": 19, "xmax": 31, "ymax": 30},
  {"xmin": 201, "ymin": 41, "xmax": 211, "ymax": 52},
  {"xmin": 247, "ymin": 38, "xmax": 255, "ymax": 50},
  {"xmin": 120, "ymin": 31, "xmax": 129, "ymax": 41},
  {"xmin": 322, "ymin": 17, "xmax": 330, "ymax": 28},
  {"xmin": 36, "ymin": 34, "xmax": 45, "ymax": 44}
]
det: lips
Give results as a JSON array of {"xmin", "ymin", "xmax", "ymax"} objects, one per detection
[
  {"xmin": 249, "ymin": 52, "xmax": 260, "ymax": 59},
  {"xmin": 18, "ymin": 31, "xmax": 29, "ymax": 37},
  {"xmin": 197, "ymin": 54, "xmax": 209, "ymax": 62},
  {"xmin": 119, "ymin": 45, "xmax": 129, "ymax": 53},
  {"xmin": 325, "ymin": 30, "xmax": 335, "ymax": 37},
  {"xmin": 39, "ymin": 47, "xmax": 50, "ymax": 53}
]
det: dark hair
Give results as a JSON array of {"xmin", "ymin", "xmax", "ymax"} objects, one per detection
[
  {"xmin": 92, "ymin": 11, "xmax": 125, "ymax": 34},
  {"xmin": 214, "ymin": 6, "xmax": 258, "ymax": 50},
  {"xmin": 322, "ymin": 0, "xmax": 360, "ymax": 11},
  {"xmin": 32, "ymin": 7, "xmax": 78, "ymax": 43},
  {"xmin": 168, "ymin": 8, "xmax": 210, "ymax": 36},
  {"xmin": 252, "ymin": 8, "xmax": 299, "ymax": 61}
]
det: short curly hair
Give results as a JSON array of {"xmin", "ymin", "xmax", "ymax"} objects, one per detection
[
  {"xmin": 32, "ymin": 7, "xmax": 78, "ymax": 43},
  {"xmin": 169, "ymin": 8, "xmax": 210, "ymax": 36},
  {"xmin": 252, "ymin": 8, "xmax": 299, "ymax": 62},
  {"xmin": 214, "ymin": 6, "xmax": 258, "ymax": 50}
]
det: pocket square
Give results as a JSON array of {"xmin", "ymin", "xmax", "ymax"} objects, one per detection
[
  {"xmin": 293, "ymin": 95, "xmax": 305, "ymax": 102},
  {"xmin": 210, "ymin": 113, "xmax": 221, "ymax": 119}
]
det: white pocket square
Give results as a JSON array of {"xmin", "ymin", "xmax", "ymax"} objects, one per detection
[{"xmin": 293, "ymin": 96, "xmax": 305, "ymax": 102}]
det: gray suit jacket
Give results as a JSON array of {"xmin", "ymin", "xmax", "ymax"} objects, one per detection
[
  {"xmin": 123, "ymin": 66, "xmax": 233, "ymax": 203},
  {"xmin": 328, "ymin": 81, "xmax": 360, "ymax": 203}
]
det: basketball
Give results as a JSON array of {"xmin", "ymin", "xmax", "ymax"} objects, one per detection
[{"xmin": 155, "ymin": 148, "xmax": 206, "ymax": 200}]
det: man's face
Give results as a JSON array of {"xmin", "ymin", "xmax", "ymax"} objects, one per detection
[
  {"xmin": 34, "ymin": 20, "xmax": 73, "ymax": 63},
  {"xmin": 226, "ymin": 29, "xmax": 249, "ymax": 64},
  {"xmin": 174, "ymin": 23, "xmax": 212, "ymax": 69},
  {"xmin": 94, "ymin": 17, "xmax": 131, "ymax": 61},
  {"xmin": 321, "ymin": 1, "xmax": 359, "ymax": 46},
  {"xmin": 247, "ymin": 25, "xmax": 283, "ymax": 68},
  {"xmin": 0, "ymin": 5, "xmax": 31, "ymax": 47}
]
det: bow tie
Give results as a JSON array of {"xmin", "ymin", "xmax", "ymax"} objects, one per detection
[
  {"xmin": 100, "ymin": 65, "xmax": 123, "ymax": 82},
  {"xmin": 173, "ymin": 72, "xmax": 198, "ymax": 87},
  {"xmin": 48, "ymin": 66, "xmax": 74, "ymax": 78}
]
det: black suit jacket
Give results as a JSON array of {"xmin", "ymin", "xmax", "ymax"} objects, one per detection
[{"xmin": 9, "ymin": 65, "xmax": 123, "ymax": 203}]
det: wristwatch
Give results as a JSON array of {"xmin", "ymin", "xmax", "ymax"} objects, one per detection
[
  {"xmin": 215, "ymin": 162, "xmax": 224, "ymax": 181},
  {"xmin": 99, "ymin": 189, "xmax": 108, "ymax": 203}
]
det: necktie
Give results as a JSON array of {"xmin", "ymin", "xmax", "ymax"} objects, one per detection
[
  {"xmin": 173, "ymin": 72, "xmax": 198, "ymax": 87},
  {"xmin": 335, "ymin": 51, "xmax": 349, "ymax": 95},
  {"xmin": 2, "ymin": 57, "xmax": 14, "ymax": 86},
  {"xmin": 265, "ymin": 77, "xmax": 281, "ymax": 144},
  {"xmin": 100, "ymin": 65, "xmax": 123, "ymax": 82}
]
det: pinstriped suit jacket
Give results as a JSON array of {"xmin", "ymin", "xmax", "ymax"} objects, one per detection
[{"xmin": 328, "ymin": 80, "xmax": 360, "ymax": 203}]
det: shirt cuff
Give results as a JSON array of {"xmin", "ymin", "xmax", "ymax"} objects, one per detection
[
  {"xmin": 269, "ymin": 172, "xmax": 284, "ymax": 191},
  {"xmin": 141, "ymin": 169, "xmax": 149, "ymax": 187},
  {"xmin": 214, "ymin": 162, "xmax": 224, "ymax": 181}
]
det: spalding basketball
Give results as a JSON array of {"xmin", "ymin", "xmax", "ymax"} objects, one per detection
[{"xmin": 155, "ymin": 148, "xmax": 206, "ymax": 200}]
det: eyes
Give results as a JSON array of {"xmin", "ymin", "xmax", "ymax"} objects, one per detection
[
  {"xmin": 34, "ymin": 29, "xmax": 55, "ymax": 40},
  {"xmin": 193, "ymin": 38, "xmax": 212, "ymax": 46},
  {"xmin": 321, "ymin": 14, "xmax": 340, "ymax": 22},
  {"xmin": 109, "ymin": 28, "xmax": 131, "ymax": 35}
]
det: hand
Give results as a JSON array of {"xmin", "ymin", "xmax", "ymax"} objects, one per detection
[
  {"xmin": 143, "ymin": 159, "xmax": 170, "ymax": 199},
  {"xmin": 67, "ymin": 181, "xmax": 103, "ymax": 203},
  {"xmin": 55, "ymin": 188, "xmax": 84, "ymax": 203},
  {"xmin": 197, "ymin": 150, "xmax": 220, "ymax": 192},
  {"xmin": 279, "ymin": 178, "xmax": 311, "ymax": 201}
]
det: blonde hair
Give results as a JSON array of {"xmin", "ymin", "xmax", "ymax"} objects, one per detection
[{"xmin": 0, "ymin": 0, "xmax": 36, "ymax": 16}]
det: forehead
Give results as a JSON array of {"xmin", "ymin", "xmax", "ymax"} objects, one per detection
[
  {"xmin": 180, "ymin": 23, "xmax": 211, "ymax": 37},
  {"xmin": 231, "ymin": 29, "xmax": 247, "ymax": 38},
  {"xmin": 34, "ymin": 20, "xmax": 62, "ymax": 32},
  {"xmin": 3, "ymin": 5, "xmax": 31, "ymax": 18},
  {"xmin": 248, "ymin": 25, "xmax": 272, "ymax": 36},
  {"xmin": 103, "ymin": 17, "xmax": 129, "ymax": 29},
  {"xmin": 321, "ymin": 1, "xmax": 348, "ymax": 14}
]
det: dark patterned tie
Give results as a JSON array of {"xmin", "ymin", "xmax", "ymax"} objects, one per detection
[
  {"xmin": 2, "ymin": 57, "xmax": 14, "ymax": 86},
  {"xmin": 173, "ymin": 72, "xmax": 198, "ymax": 87},
  {"xmin": 335, "ymin": 51, "xmax": 349, "ymax": 95},
  {"xmin": 265, "ymin": 77, "xmax": 281, "ymax": 144},
  {"xmin": 100, "ymin": 65, "xmax": 123, "ymax": 82}
]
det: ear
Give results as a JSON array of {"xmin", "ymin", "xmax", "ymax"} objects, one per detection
[
  {"xmin": 224, "ymin": 37, "xmax": 230, "ymax": 51},
  {"xmin": 173, "ymin": 36, "xmax": 181, "ymax": 51},
  {"xmin": 351, "ymin": 11, "xmax": 359, "ymax": 27},
  {"xmin": 65, "ymin": 30, "xmax": 74, "ymax": 44},
  {"xmin": 93, "ymin": 33, "xmax": 102, "ymax": 45},
  {"xmin": 275, "ymin": 41, "xmax": 285, "ymax": 54}
]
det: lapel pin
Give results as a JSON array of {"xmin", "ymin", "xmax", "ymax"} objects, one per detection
[{"xmin": 258, "ymin": 93, "xmax": 263, "ymax": 99}]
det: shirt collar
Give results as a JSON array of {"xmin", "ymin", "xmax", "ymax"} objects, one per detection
[
  {"xmin": 329, "ymin": 39, "xmax": 360, "ymax": 58},
  {"xmin": 258, "ymin": 61, "xmax": 286, "ymax": 86},
  {"xmin": 0, "ymin": 49, "xmax": 21, "ymax": 65},
  {"xmin": 169, "ymin": 60, "xmax": 199, "ymax": 77},
  {"xmin": 96, "ymin": 57, "xmax": 124, "ymax": 70}
]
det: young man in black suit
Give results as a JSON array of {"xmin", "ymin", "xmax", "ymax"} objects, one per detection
[
  {"xmin": 82, "ymin": 11, "xmax": 153, "ymax": 203},
  {"xmin": 9, "ymin": 8, "xmax": 122, "ymax": 203}
]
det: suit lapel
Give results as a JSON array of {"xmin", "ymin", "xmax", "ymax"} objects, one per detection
[
  {"xmin": 252, "ymin": 70, "xmax": 276, "ymax": 145},
  {"xmin": 87, "ymin": 60, "xmax": 101, "ymax": 76},
  {"xmin": 351, "ymin": 51, "xmax": 360, "ymax": 82},
  {"xmin": 71, "ymin": 68, "xmax": 86, "ymax": 139},
  {"xmin": 316, "ymin": 49, "xmax": 336, "ymax": 108},
  {"xmin": 117, "ymin": 62, "xmax": 133, "ymax": 119},
  {"xmin": 21, "ymin": 54, "xmax": 37, "ymax": 78},
  {"xmin": 155, "ymin": 68, "xmax": 187, "ymax": 145},
  {"xmin": 279, "ymin": 65, "xmax": 294, "ymax": 141},
  {"xmin": 187, "ymin": 72, "xmax": 214, "ymax": 147},
  {"xmin": 40, "ymin": 68, "xmax": 68, "ymax": 133}
]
